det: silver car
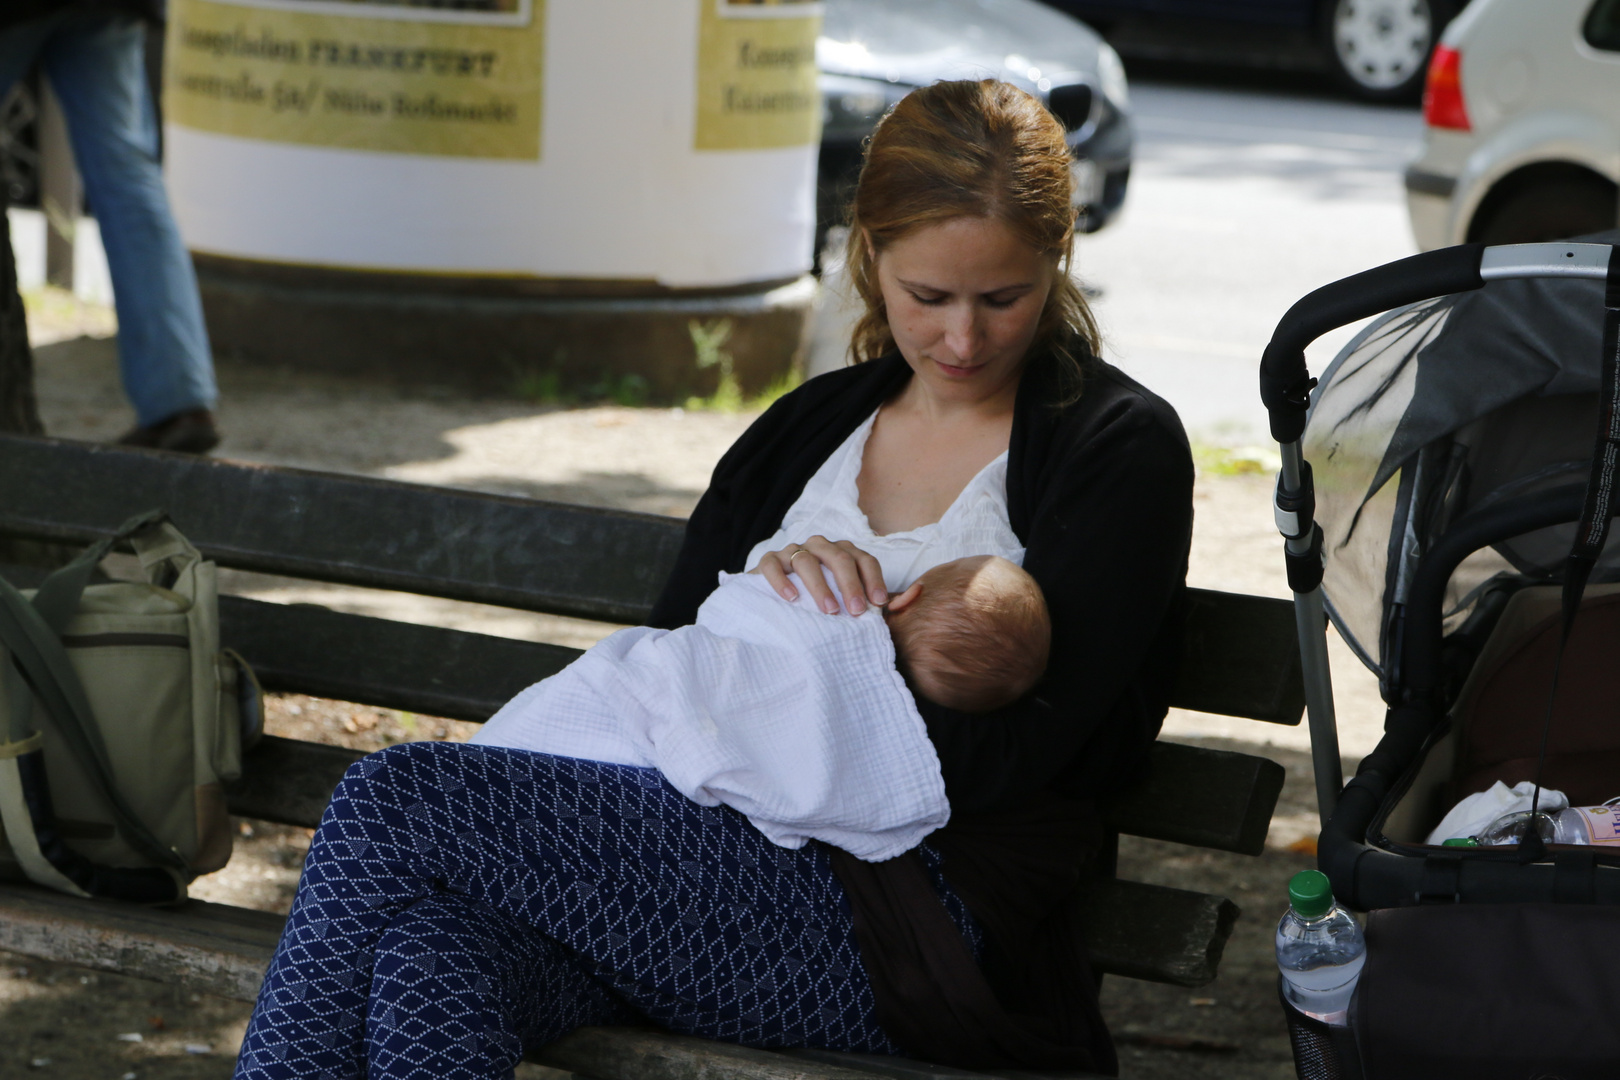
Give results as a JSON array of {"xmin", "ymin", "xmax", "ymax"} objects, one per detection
[
  {"xmin": 817, "ymin": 0, "xmax": 1133, "ymax": 254},
  {"xmin": 1406, "ymin": 0, "xmax": 1620, "ymax": 248}
]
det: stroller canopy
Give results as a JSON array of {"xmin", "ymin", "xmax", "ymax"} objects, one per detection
[{"xmin": 1305, "ymin": 232, "xmax": 1620, "ymax": 694}]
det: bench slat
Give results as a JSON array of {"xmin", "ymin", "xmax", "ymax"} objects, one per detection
[
  {"xmin": 222, "ymin": 593, "xmax": 1301, "ymax": 727},
  {"xmin": 1175, "ymin": 588, "xmax": 1303, "ymax": 725},
  {"xmin": 0, "ymin": 435, "xmax": 685, "ymax": 624},
  {"xmin": 0, "ymin": 883, "xmax": 283, "ymax": 1003},
  {"xmin": 535, "ymin": 1028, "xmax": 909, "ymax": 1080},
  {"xmin": 220, "ymin": 594, "xmax": 578, "ymax": 722},
  {"xmin": 227, "ymin": 736, "xmax": 364, "ymax": 827},
  {"xmin": 1106, "ymin": 741, "xmax": 1285, "ymax": 856},
  {"xmin": 227, "ymin": 736, "xmax": 1281, "ymax": 857},
  {"xmin": 222, "ymin": 741, "xmax": 1245, "ymax": 988},
  {"xmin": 1075, "ymin": 877, "xmax": 1239, "ymax": 988},
  {"xmin": 536, "ymin": 1028, "xmax": 1111, "ymax": 1080},
  {"xmin": 785, "ymin": 1047, "xmax": 1079, "ymax": 1080},
  {"xmin": 0, "ymin": 872, "xmax": 1232, "ymax": 1001}
]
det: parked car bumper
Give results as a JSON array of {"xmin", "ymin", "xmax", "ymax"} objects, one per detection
[
  {"xmin": 1073, "ymin": 106, "xmax": 1132, "ymax": 233},
  {"xmin": 1408, "ymin": 110, "xmax": 1620, "ymax": 248},
  {"xmin": 1405, "ymin": 184, "xmax": 1454, "ymax": 251}
]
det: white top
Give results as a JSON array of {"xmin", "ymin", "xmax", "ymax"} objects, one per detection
[
  {"xmin": 744, "ymin": 409, "xmax": 1026, "ymax": 593},
  {"xmin": 471, "ymin": 570, "xmax": 948, "ymax": 861}
]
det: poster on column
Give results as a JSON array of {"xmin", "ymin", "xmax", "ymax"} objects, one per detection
[
  {"xmin": 164, "ymin": 0, "xmax": 545, "ymax": 160},
  {"xmin": 694, "ymin": 0, "xmax": 822, "ymax": 151}
]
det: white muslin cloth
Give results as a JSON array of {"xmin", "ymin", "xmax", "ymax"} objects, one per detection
[
  {"xmin": 471, "ymin": 570, "xmax": 948, "ymax": 861},
  {"xmin": 1425, "ymin": 781, "xmax": 1570, "ymax": 845}
]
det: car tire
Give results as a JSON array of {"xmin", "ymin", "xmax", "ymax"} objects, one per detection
[
  {"xmin": 1468, "ymin": 178, "xmax": 1619, "ymax": 246},
  {"xmin": 1320, "ymin": 0, "xmax": 1454, "ymax": 103}
]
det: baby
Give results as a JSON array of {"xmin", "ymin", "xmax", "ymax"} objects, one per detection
[
  {"xmin": 472, "ymin": 554, "xmax": 1048, "ymax": 859},
  {"xmin": 882, "ymin": 554, "xmax": 1050, "ymax": 713}
]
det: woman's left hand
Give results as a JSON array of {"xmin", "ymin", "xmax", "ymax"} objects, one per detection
[{"xmin": 749, "ymin": 535, "xmax": 888, "ymax": 615}]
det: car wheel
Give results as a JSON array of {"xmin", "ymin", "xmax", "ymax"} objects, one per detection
[
  {"xmin": 1468, "ymin": 178, "xmax": 1619, "ymax": 245},
  {"xmin": 1321, "ymin": 0, "xmax": 1453, "ymax": 103}
]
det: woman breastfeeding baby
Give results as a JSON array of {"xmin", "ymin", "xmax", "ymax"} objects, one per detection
[{"xmin": 234, "ymin": 79, "xmax": 1193, "ymax": 1080}]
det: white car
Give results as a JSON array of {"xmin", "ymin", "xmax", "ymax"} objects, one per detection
[{"xmin": 1406, "ymin": 0, "xmax": 1620, "ymax": 249}]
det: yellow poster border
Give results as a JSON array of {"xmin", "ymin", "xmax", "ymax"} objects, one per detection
[
  {"xmin": 694, "ymin": 0, "xmax": 823, "ymax": 152},
  {"xmin": 165, "ymin": 0, "xmax": 545, "ymax": 160}
]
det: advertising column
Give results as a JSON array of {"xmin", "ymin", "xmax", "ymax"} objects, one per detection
[{"xmin": 162, "ymin": 0, "xmax": 822, "ymax": 397}]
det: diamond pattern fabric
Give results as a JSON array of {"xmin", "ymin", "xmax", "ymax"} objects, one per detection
[{"xmin": 234, "ymin": 742, "xmax": 977, "ymax": 1079}]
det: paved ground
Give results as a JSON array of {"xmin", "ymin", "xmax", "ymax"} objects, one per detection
[{"xmin": 3, "ymin": 67, "xmax": 1420, "ymax": 1080}]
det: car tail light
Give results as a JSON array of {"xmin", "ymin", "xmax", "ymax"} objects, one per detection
[{"xmin": 1423, "ymin": 46, "xmax": 1470, "ymax": 131}]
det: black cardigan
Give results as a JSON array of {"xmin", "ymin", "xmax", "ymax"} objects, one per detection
[{"xmin": 649, "ymin": 350, "xmax": 1194, "ymax": 815}]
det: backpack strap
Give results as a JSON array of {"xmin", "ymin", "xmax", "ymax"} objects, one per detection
[
  {"xmin": 0, "ymin": 731, "xmax": 184, "ymax": 903},
  {"xmin": 0, "ymin": 731, "xmax": 89, "ymax": 897}
]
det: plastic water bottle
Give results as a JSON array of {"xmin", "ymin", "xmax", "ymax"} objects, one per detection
[
  {"xmin": 1477, "ymin": 805, "xmax": 1620, "ymax": 846},
  {"xmin": 1276, "ymin": 870, "xmax": 1365, "ymax": 1026}
]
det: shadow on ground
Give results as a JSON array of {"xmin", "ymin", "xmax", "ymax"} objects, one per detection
[
  {"xmin": 30, "ymin": 335, "xmax": 743, "ymax": 519},
  {"xmin": 0, "ymin": 955, "xmax": 247, "ymax": 1077}
]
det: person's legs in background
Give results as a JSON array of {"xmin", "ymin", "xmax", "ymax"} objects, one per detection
[
  {"xmin": 33, "ymin": 10, "xmax": 219, "ymax": 451},
  {"xmin": 0, "ymin": 14, "xmax": 57, "ymax": 94}
]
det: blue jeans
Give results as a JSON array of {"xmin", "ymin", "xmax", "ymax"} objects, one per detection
[{"xmin": 1, "ymin": 9, "xmax": 216, "ymax": 427}]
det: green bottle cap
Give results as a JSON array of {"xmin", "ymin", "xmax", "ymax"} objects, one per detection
[
  {"xmin": 1288, "ymin": 870, "xmax": 1334, "ymax": 919},
  {"xmin": 1441, "ymin": 837, "xmax": 1479, "ymax": 848}
]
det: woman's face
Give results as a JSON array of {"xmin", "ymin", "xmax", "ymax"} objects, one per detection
[{"xmin": 870, "ymin": 215, "xmax": 1055, "ymax": 406}]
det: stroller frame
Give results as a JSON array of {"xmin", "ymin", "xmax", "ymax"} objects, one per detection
[{"xmin": 1259, "ymin": 241, "xmax": 1620, "ymax": 910}]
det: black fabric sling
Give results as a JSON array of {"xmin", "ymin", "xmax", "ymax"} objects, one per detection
[{"xmin": 825, "ymin": 794, "xmax": 1117, "ymax": 1073}]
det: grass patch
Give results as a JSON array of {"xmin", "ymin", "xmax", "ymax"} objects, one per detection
[
  {"xmin": 504, "ymin": 320, "xmax": 800, "ymax": 411},
  {"xmin": 509, "ymin": 358, "xmax": 651, "ymax": 408},
  {"xmin": 1192, "ymin": 442, "xmax": 1281, "ymax": 477},
  {"xmin": 684, "ymin": 368, "xmax": 801, "ymax": 413},
  {"xmin": 681, "ymin": 317, "xmax": 802, "ymax": 412}
]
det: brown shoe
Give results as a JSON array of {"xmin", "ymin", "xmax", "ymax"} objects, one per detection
[{"xmin": 118, "ymin": 409, "xmax": 221, "ymax": 454}]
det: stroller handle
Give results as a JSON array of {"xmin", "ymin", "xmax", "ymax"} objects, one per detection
[{"xmin": 1260, "ymin": 242, "xmax": 1617, "ymax": 444}]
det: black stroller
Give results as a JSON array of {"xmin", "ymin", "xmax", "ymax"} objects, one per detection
[{"xmin": 1259, "ymin": 237, "xmax": 1620, "ymax": 1079}]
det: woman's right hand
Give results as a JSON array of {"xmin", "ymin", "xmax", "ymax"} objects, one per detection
[{"xmin": 750, "ymin": 535, "xmax": 889, "ymax": 615}]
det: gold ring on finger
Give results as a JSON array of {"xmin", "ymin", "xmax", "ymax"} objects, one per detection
[{"xmin": 789, "ymin": 548, "xmax": 812, "ymax": 566}]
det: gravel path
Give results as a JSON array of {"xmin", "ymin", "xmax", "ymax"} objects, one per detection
[{"xmin": 8, "ymin": 310, "xmax": 1391, "ymax": 1078}]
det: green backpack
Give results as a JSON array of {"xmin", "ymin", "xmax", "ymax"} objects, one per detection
[{"xmin": 0, "ymin": 511, "xmax": 262, "ymax": 903}]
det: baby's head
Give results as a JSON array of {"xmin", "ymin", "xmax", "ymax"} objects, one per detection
[{"xmin": 882, "ymin": 555, "xmax": 1050, "ymax": 713}]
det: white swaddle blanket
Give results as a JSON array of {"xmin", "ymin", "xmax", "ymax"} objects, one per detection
[{"xmin": 470, "ymin": 570, "xmax": 948, "ymax": 861}]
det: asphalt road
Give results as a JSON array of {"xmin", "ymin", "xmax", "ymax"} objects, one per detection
[{"xmin": 811, "ymin": 77, "xmax": 1425, "ymax": 446}]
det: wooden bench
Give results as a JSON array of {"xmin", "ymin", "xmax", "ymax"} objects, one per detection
[{"xmin": 0, "ymin": 433, "xmax": 1300, "ymax": 1080}]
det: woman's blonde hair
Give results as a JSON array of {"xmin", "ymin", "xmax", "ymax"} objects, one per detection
[{"xmin": 844, "ymin": 79, "xmax": 1100, "ymax": 393}]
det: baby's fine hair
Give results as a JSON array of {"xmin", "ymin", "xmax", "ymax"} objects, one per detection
[{"xmin": 886, "ymin": 556, "xmax": 1050, "ymax": 713}]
